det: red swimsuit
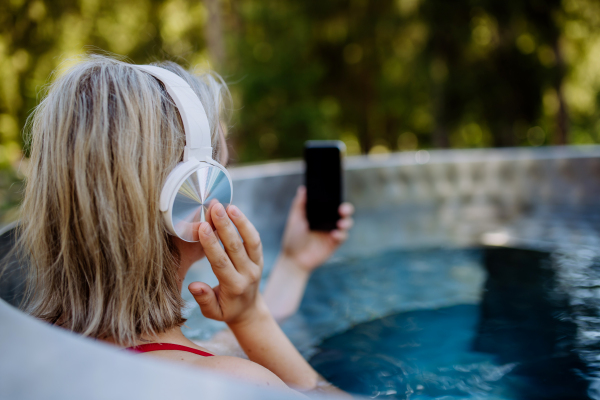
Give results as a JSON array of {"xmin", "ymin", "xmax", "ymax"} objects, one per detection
[{"xmin": 127, "ymin": 343, "xmax": 214, "ymax": 357}]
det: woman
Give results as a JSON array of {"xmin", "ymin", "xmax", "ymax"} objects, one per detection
[{"xmin": 18, "ymin": 55, "xmax": 354, "ymax": 397}]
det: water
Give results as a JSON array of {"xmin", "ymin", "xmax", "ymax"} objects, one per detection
[
  {"xmin": 280, "ymin": 248, "xmax": 487, "ymax": 356},
  {"xmin": 182, "ymin": 245, "xmax": 598, "ymax": 399},
  {"xmin": 299, "ymin": 247, "xmax": 593, "ymax": 399},
  {"xmin": 310, "ymin": 305, "xmax": 517, "ymax": 399},
  {"xmin": 310, "ymin": 303, "xmax": 587, "ymax": 399}
]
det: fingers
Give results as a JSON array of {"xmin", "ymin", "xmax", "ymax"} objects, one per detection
[
  {"xmin": 293, "ymin": 186, "xmax": 307, "ymax": 211},
  {"xmin": 332, "ymin": 209, "xmax": 353, "ymax": 243},
  {"xmin": 337, "ymin": 217, "xmax": 354, "ymax": 231},
  {"xmin": 204, "ymin": 199, "xmax": 220, "ymax": 230},
  {"xmin": 338, "ymin": 202, "xmax": 355, "ymax": 218},
  {"xmin": 227, "ymin": 205, "xmax": 264, "ymax": 267},
  {"xmin": 189, "ymin": 282, "xmax": 223, "ymax": 320},
  {"xmin": 285, "ymin": 186, "xmax": 307, "ymax": 224},
  {"xmin": 198, "ymin": 221, "xmax": 241, "ymax": 286},
  {"xmin": 211, "ymin": 203, "xmax": 250, "ymax": 268},
  {"xmin": 330, "ymin": 229, "xmax": 348, "ymax": 243},
  {"xmin": 335, "ymin": 202, "xmax": 354, "ymax": 243}
]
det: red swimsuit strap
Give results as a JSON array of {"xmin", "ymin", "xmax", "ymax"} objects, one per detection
[{"xmin": 127, "ymin": 343, "xmax": 214, "ymax": 357}]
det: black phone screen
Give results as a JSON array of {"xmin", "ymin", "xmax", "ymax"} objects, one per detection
[{"xmin": 304, "ymin": 142, "xmax": 342, "ymax": 231}]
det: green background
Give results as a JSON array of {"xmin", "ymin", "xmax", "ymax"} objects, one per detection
[{"xmin": 1, "ymin": 0, "xmax": 600, "ymax": 222}]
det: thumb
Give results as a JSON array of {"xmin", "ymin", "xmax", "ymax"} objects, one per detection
[
  {"xmin": 188, "ymin": 282, "xmax": 222, "ymax": 320},
  {"xmin": 290, "ymin": 186, "xmax": 307, "ymax": 218}
]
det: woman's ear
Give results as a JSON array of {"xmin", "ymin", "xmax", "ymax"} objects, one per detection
[{"xmin": 172, "ymin": 236, "xmax": 206, "ymax": 270}]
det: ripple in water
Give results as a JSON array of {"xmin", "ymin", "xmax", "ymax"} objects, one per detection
[
  {"xmin": 309, "ymin": 247, "xmax": 592, "ymax": 399},
  {"xmin": 310, "ymin": 305, "xmax": 521, "ymax": 399}
]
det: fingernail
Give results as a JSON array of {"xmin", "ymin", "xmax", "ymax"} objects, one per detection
[
  {"xmin": 215, "ymin": 203, "xmax": 225, "ymax": 218},
  {"xmin": 200, "ymin": 222, "xmax": 212, "ymax": 235},
  {"xmin": 229, "ymin": 205, "xmax": 240, "ymax": 217},
  {"xmin": 189, "ymin": 283, "xmax": 203, "ymax": 294}
]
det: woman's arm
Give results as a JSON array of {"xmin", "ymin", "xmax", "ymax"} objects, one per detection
[
  {"xmin": 263, "ymin": 255, "xmax": 312, "ymax": 322},
  {"xmin": 227, "ymin": 296, "xmax": 319, "ymax": 389},
  {"xmin": 264, "ymin": 187, "xmax": 355, "ymax": 321},
  {"xmin": 188, "ymin": 203, "xmax": 320, "ymax": 390}
]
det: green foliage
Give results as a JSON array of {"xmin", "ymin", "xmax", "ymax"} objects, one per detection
[
  {"xmin": 224, "ymin": 0, "xmax": 580, "ymax": 160},
  {"xmin": 1, "ymin": 0, "xmax": 600, "ymax": 219}
]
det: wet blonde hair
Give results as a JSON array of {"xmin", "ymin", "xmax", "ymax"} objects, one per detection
[{"xmin": 19, "ymin": 55, "xmax": 230, "ymax": 345}]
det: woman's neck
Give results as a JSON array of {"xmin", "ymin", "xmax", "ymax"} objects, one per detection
[
  {"xmin": 101, "ymin": 325, "xmax": 195, "ymax": 348},
  {"xmin": 146, "ymin": 326, "xmax": 194, "ymax": 346},
  {"xmin": 173, "ymin": 237, "xmax": 205, "ymax": 291}
]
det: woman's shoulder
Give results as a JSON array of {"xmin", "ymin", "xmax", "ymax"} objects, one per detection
[{"xmin": 192, "ymin": 355, "xmax": 293, "ymax": 391}]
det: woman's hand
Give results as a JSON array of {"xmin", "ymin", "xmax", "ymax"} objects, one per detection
[
  {"xmin": 263, "ymin": 187, "xmax": 354, "ymax": 321},
  {"xmin": 188, "ymin": 203, "xmax": 323, "ymax": 390},
  {"xmin": 281, "ymin": 186, "xmax": 354, "ymax": 272},
  {"xmin": 188, "ymin": 203, "xmax": 265, "ymax": 326}
]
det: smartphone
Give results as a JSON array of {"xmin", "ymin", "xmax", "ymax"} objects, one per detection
[{"xmin": 304, "ymin": 141, "xmax": 345, "ymax": 231}]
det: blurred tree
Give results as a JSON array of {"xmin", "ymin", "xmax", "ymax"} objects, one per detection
[
  {"xmin": 1, "ymin": 0, "xmax": 600, "ymax": 219},
  {"xmin": 0, "ymin": 0, "xmax": 212, "ymax": 222},
  {"xmin": 420, "ymin": 0, "xmax": 565, "ymax": 148},
  {"xmin": 560, "ymin": 0, "xmax": 600, "ymax": 145},
  {"xmin": 223, "ymin": 0, "xmax": 586, "ymax": 161},
  {"xmin": 0, "ymin": 0, "xmax": 212, "ymax": 157}
]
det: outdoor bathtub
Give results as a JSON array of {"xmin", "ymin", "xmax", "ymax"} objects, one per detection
[{"xmin": 2, "ymin": 146, "xmax": 600, "ymax": 399}]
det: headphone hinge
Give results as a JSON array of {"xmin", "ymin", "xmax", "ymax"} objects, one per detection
[{"xmin": 183, "ymin": 146, "xmax": 213, "ymax": 162}]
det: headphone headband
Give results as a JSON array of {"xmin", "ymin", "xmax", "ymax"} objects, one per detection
[{"xmin": 134, "ymin": 65, "xmax": 213, "ymax": 161}]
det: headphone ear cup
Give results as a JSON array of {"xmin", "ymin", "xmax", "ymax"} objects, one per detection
[{"xmin": 161, "ymin": 160, "xmax": 233, "ymax": 242}]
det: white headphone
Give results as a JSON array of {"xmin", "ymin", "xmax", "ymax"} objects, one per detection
[{"xmin": 134, "ymin": 65, "xmax": 233, "ymax": 242}]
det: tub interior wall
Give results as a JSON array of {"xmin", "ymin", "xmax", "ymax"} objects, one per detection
[{"xmin": 233, "ymin": 147, "xmax": 600, "ymax": 264}]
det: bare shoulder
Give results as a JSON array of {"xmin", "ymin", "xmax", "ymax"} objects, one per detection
[{"xmin": 193, "ymin": 355, "xmax": 302, "ymax": 395}]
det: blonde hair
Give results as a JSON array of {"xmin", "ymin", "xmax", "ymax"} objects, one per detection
[{"xmin": 18, "ymin": 55, "xmax": 230, "ymax": 345}]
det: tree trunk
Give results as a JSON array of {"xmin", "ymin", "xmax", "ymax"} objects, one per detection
[
  {"xmin": 553, "ymin": 42, "xmax": 569, "ymax": 145},
  {"xmin": 204, "ymin": 0, "xmax": 225, "ymax": 67}
]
